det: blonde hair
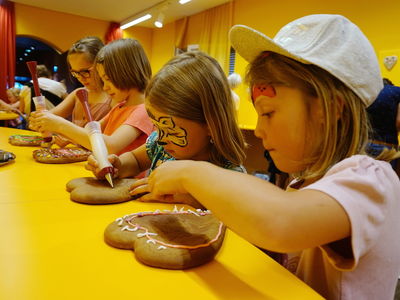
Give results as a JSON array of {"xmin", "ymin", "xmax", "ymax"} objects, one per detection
[
  {"xmin": 95, "ymin": 38, "xmax": 151, "ymax": 92},
  {"xmin": 246, "ymin": 52, "xmax": 400, "ymax": 180},
  {"xmin": 146, "ymin": 51, "xmax": 246, "ymax": 166}
]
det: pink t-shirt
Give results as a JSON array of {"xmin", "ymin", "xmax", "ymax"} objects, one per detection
[
  {"xmin": 102, "ymin": 102, "xmax": 154, "ymax": 155},
  {"xmin": 286, "ymin": 155, "xmax": 400, "ymax": 299}
]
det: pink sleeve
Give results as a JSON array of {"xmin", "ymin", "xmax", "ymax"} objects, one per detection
[
  {"xmin": 303, "ymin": 155, "xmax": 400, "ymax": 268},
  {"xmin": 124, "ymin": 104, "xmax": 154, "ymax": 136}
]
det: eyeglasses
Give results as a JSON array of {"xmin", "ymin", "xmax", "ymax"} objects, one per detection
[{"xmin": 70, "ymin": 67, "xmax": 92, "ymax": 79}]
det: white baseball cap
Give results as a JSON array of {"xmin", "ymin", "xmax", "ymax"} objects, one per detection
[{"xmin": 229, "ymin": 14, "xmax": 383, "ymax": 106}]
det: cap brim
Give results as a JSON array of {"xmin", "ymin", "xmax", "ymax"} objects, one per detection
[{"xmin": 229, "ymin": 25, "xmax": 308, "ymax": 64}]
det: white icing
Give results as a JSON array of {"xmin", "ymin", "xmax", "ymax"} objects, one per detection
[
  {"xmin": 121, "ymin": 225, "xmax": 130, "ymax": 231},
  {"xmin": 116, "ymin": 218, "xmax": 124, "ymax": 226},
  {"xmin": 188, "ymin": 209, "xmax": 200, "ymax": 217},
  {"xmin": 157, "ymin": 245, "xmax": 167, "ymax": 250}
]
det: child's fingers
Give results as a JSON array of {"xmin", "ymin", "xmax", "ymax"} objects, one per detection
[{"xmin": 129, "ymin": 177, "xmax": 148, "ymax": 192}]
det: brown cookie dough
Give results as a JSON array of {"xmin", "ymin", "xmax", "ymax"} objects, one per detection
[
  {"xmin": 104, "ymin": 207, "xmax": 226, "ymax": 269},
  {"xmin": 66, "ymin": 177, "xmax": 137, "ymax": 204}
]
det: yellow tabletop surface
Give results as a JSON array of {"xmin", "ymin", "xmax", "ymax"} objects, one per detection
[
  {"xmin": 0, "ymin": 127, "xmax": 323, "ymax": 300},
  {"xmin": 0, "ymin": 110, "xmax": 19, "ymax": 121}
]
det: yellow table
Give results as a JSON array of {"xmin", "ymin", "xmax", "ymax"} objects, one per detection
[{"xmin": 0, "ymin": 127, "xmax": 323, "ymax": 300}]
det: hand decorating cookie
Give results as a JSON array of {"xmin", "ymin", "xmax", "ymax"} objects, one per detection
[
  {"xmin": 66, "ymin": 177, "xmax": 137, "ymax": 204},
  {"xmin": 33, "ymin": 147, "xmax": 91, "ymax": 164},
  {"xmin": 104, "ymin": 206, "xmax": 226, "ymax": 269}
]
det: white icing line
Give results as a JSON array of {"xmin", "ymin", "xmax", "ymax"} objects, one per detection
[
  {"xmin": 116, "ymin": 218, "xmax": 124, "ymax": 226},
  {"xmin": 187, "ymin": 209, "xmax": 200, "ymax": 217}
]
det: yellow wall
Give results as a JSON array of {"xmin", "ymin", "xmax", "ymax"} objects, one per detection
[
  {"xmin": 15, "ymin": 3, "xmax": 109, "ymax": 52},
  {"xmin": 148, "ymin": 22, "xmax": 176, "ymax": 74}
]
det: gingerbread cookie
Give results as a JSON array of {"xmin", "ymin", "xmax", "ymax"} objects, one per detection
[
  {"xmin": 33, "ymin": 147, "xmax": 91, "ymax": 164},
  {"xmin": 104, "ymin": 206, "xmax": 226, "ymax": 269},
  {"xmin": 66, "ymin": 177, "xmax": 137, "ymax": 204},
  {"xmin": 8, "ymin": 134, "xmax": 44, "ymax": 146},
  {"xmin": 0, "ymin": 150, "xmax": 16, "ymax": 166}
]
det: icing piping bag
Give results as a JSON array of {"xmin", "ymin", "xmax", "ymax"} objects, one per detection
[
  {"xmin": 26, "ymin": 61, "xmax": 52, "ymax": 144},
  {"xmin": 76, "ymin": 89, "xmax": 114, "ymax": 188}
]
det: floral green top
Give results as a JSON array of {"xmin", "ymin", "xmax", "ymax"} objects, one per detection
[{"xmin": 145, "ymin": 131, "xmax": 246, "ymax": 174}]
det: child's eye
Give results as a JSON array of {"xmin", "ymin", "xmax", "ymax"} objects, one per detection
[{"xmin": 262, "ymin": 111, "xmax": 274, "ymax": 118}]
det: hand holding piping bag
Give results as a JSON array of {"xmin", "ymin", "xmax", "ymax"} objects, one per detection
[
  {"xmin": 26, "ymin": 61, "xmax": 52, "ymax": 146},
  {"xmin": 76, "ymin": 89, "xmax": 114, "ymax": 188}
]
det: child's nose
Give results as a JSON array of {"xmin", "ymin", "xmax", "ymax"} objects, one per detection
[{"xmin": 254, "ymin": 119, "xmax": 265, "ymax": 139}]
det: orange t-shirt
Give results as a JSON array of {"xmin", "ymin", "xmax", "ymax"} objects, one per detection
[{"xmin": 102, "ymin": 102, "xmax": 154, "ymax": 155}]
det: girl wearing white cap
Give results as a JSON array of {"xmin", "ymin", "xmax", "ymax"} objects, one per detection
[{"xmin": 138, "ymin": 14, "xmax": 400, "ymax": 299}]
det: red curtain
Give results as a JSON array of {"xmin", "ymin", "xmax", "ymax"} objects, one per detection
[
  {"xmin": 0, "ymin": 0, "xmax": 16, "ymax": 102},
  {"xmin": 105, "ymin": 22, "xmax": 122, "ymax": 44}
]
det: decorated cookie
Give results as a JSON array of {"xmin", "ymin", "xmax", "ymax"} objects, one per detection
[
  {"xmin": 104, "ymin": 206, "xmax": 226, "ymax": 269},
  {"xmin": 8, "ymin": 134, "xmax": 44, "ymax": 146},
  {"xmin": 33, "ymin": 147, "xmax": 91, "ymax": 164},
  {"xmin": 66, "ymin": 177, "xmax": 137, "ymax": 204},
  {"xmin": 0, "ymin": 150, "xmax": 16, "ymax": 166}
]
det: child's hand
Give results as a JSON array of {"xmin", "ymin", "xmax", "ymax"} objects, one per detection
[
  {"xmin": 85, "ymin": 154, "xmax": 120, "ymax": 180},
  {"xmin": 29, "ymin": 111, "xmax": 62, "ymax": 132},
  {"xmin": 146, "ymin": 160, "xmax": 191, "ymax": 196},
  {"xmin": 130, "ymin": 176, "xmax": 204, "ymax": 208},
  {"xmin": 129, "ymin": 177, "xmax": 174, "ymax": 202},
  {"xmin": 53, "ymin": 135, "xmax": 71, "ymax": 148}
]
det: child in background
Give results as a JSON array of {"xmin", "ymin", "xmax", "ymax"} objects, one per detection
[
  {"xmin": 0, "ymin": 88, "xmax": 26, "ymax": 128},
  {"xmin": 0, "ymin": 88, "xmax": 21, "ymax": 111},
  {"xmin": 29, "ymin": 37, "xmax": 111, "ymax": 147},
  {"xmin": 35, "ymin": 64, "xmax": 67, "ymax": 106},
  {"xmin": 86, "ymin": 51, "xmax": 246, "ymax": 205},
  {"xmin": 227, "ymin": 72, "xmax": 242, "ymax": 110},
  {"xmin": 139, "ymin": 15, "xmax": 400, "ymax": 299},
  {"xmin": 30, "ymin": 38, "xmax": 154, "ymax": 155}
]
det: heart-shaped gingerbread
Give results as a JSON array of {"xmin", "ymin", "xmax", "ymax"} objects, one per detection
[
  {"xmin": 66, "ymin": 177, "xmax": 137, "ymax": 204},
  {"xmin": 33, "ymin": 147, "xmax": 91, "ymax": 164},
  {"xmin": 104, "ymin": 206, "xmax": 226, "ymax": 269}
]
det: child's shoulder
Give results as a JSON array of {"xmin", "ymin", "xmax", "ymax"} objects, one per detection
[
  {"xmin": 306, "ymin": 155, "xmax": 399, "ymax": 201},
  {"xmin": 328, "ymin": 155, "xmax": 393, "ymax": 175}
]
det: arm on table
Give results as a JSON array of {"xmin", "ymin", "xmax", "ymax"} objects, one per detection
[{"xmin": 147, "ymin": 160, "xmax": 350, "ymax": 253}]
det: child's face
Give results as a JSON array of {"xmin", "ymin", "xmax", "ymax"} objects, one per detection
[
  {"xmin": 253, "ymin": 84, "xmax": 318, "ymax": 173},
  {"xmin": 96, "ymin": 64, "xmax": 129, "ymax": 103},
  {"xmin": 68, "ymin": 53, "xmax": 96, "ymax": 90},
  {"xmin": 146, "ymin": 104, "xmax": 211, "ymax": 161}
]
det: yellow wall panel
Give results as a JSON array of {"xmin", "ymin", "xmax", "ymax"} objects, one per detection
[{"xmin": 15, "ymin": 3, "xmax": 109, "ymax": 52}]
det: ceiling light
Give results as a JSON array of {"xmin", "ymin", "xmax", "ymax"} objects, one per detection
[
  {"xmin": 179, "ymin": 0, "xmax": 191, "ymax": 4},
  {"xmin": 120, "ymin": 14, "xmax": 152, "ymax": 30},
  {"xmin": 154, "ymin": 13, "xmax": 164, "ymax": 28}
]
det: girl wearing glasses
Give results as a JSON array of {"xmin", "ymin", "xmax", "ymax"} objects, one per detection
[
  {"xmin": 30, "ymin": 38, "xmax": 153, "ymax": 156},
  {"xmin": 40, "ymin": 36, "xmax": 112, "ymax": 147}
]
